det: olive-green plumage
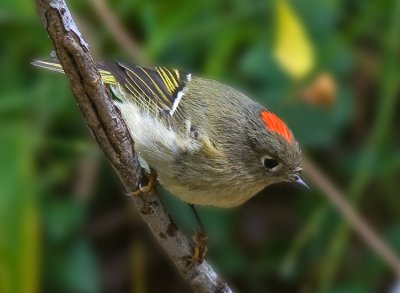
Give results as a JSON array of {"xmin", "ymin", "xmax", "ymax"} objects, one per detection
[{"xmin": 33, "ymin": 60, "xmax": 305, "ymax": 207}]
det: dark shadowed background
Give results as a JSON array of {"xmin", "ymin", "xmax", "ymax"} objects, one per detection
[{"xmin": 1, "ymin": 0, "xmax": 400, "ymax": 292}]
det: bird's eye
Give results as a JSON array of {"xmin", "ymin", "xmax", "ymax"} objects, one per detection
[{"xmin": 262, "ymin": 156, "xmax": 279, "ymax": 170}]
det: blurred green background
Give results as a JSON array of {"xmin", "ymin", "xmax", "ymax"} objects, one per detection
[{"xmin": 1, "ymin": 0, "xmax": 400, "ymax": 292}]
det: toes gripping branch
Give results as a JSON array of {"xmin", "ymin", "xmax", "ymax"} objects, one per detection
[{"xmin": 132, "ymin": 168, "xmax": 157, "ymax": 196}]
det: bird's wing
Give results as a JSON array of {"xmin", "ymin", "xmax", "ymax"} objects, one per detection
[
  {"xmin": 100, "ymin": 62, "xmax": 191, "ymax": 119},
  {"xmin": 32, "ymin": 60, "xmax": 191, "ymax": 119}
]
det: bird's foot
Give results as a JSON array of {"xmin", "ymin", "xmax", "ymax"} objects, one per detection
[
  {"xmin": 131, "ymin": 169, "xmax": 157, "ymax": 196},
  {"xmin": 186, "ymin": 229, "xmax": 208, "ymax": 267}
]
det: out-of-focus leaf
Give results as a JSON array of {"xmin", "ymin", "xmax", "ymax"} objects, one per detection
[
  {"xmin": 330, "ymin": 284, "xmax": 371, "ymax": 293},
  {"xmin": 44, "ymin": 237, "xmax": 100, "ymax": 293},
  {"xmin": 42, "ymin": 198, "xmax": 86, "ymax": 243},
  {"xmin": 0, "ymin": 126, "xmax": 40, "ymax": 293},
  {"xmin": 273, "ymin": 0, "xmax": 315, "ymax": 80},
  {"xmin": 300, "ymin": 72, "xmax": 337, "ymax": 108}
]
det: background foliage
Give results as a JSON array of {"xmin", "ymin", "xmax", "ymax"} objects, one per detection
[{"xmin": 0, "ymin": 0, "xmax": 399, "ymax": 292}]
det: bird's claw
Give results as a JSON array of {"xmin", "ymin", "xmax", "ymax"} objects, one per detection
[
  {"xmin": 186, "ymin": 230, "xmax": 208, "ymax": 267},
  {"xmin": 131, "ymin": 169, "xmax": 157, "ymax": 196}
]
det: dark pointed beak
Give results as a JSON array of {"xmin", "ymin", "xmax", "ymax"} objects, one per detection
[
  {"xmin": 290, "ymin": 169, "xmax": 310, "ymax": 190},
  {"xmin": 293, "ymin": 175, "xmax": 310, "ymax": 190}
]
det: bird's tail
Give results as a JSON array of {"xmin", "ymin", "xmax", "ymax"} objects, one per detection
[
  {"xmin": 31, "ymin": 60, "xmax": 65, "ymax": 74},
  {"xmin": 31, "ymin": 60, "xmax": 118, "ymax": 84}
]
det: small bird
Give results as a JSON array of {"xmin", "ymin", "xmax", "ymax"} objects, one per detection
[{"xmin": 33, "ymin": 60, "xmax": 308, "ymax": 208}]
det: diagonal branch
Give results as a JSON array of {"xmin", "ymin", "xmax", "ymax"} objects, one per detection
[{"xmin": 35, "ymin": 1, "xmax": 233, "ymax": 292}]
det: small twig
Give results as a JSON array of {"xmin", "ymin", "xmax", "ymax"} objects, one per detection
[
  {"xmin": 303, "ymin": 158, "xmax": 400, "ymax": 277},
  {"xmin": 89, "ymin": 0, "xmax": 148, "ymax": 65},
  {"xmin": 35, "ymin": 1, "xmax": 233, "ymax": 292}
]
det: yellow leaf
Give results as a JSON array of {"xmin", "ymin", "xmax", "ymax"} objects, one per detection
[{"xmin": 273, "ymin": 0, "xmax": 315, "ymax": 80}]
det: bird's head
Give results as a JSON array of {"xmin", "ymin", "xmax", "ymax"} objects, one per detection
[{"xmin": 243, "ymin": 109, "xmax": 308, "ymax": 190}]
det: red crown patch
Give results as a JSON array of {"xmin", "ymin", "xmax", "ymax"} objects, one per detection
[{"xmin": 260, "ymin": 110, "xmax": 292, "ymax": 143}]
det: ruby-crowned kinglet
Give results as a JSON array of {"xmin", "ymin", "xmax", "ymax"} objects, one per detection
[{"xmin": 33, "ymin": 60, "xmax": 308, "ymax": 208}]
